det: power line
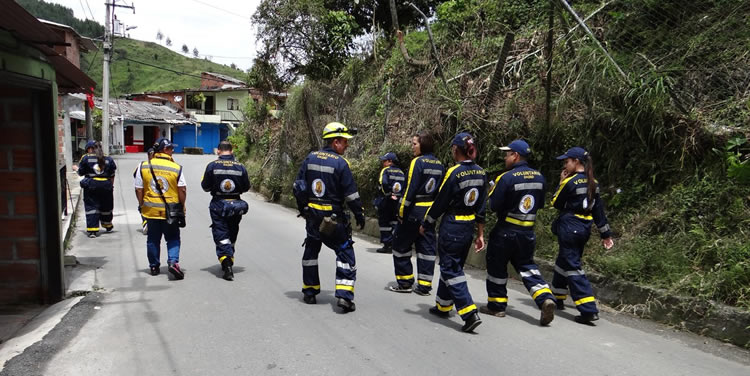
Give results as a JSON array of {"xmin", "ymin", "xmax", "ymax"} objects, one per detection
[
  {"xmin": 84, "ymin": 0, "xmax": 96, "ymax": 21},
  {"xmin": 79, "ymin": 0, "xmax": 89, "ymax": 20},
  {"xmin": 118, "ymin": 57, "xmax": 206, "ymax": 79},
  {"xmin": 185, "ymin": 0, "xmax": 252, "ymax": 21},
  {"xmin": 200, "ymin": 55, "xmax": 255, "ymax": 60}
]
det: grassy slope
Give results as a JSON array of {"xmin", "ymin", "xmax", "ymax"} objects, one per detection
[{"xmin": 82, "ymin": 37, "xmax": 247, "ymax": 96}]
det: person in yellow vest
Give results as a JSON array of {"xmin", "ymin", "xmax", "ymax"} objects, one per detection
[{"xmin": 134, "ymin": 138, "xmax": 187, "ymax": 279}]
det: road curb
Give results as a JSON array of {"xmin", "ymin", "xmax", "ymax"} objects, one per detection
[
  {"xmin": 535, "ymin": 260, "xmax": 750, "ymax": 349},
  {"xmin": 0, "ymin": 296, "xmax": 83, "ymax": 373},
  {"xmin": 61, "ymin": 173, "xmax": 83, "ymax": 252}
]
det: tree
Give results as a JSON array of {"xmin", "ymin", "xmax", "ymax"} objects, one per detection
[
  {"xmin": 246, "ymin": 54, "xmax": 286, "ymax": 93},
  {"xmin": 253, "ymin": 0, "xmax": 358, "ymax": 80},
  {"xmin": 230, "ymin": 63, "xmax": 238, "ymax": 70},
  {"xmin": 182, "ymin": 44, "xmax": 189, "ymax": 54},
  {"xmin": 156, "ymin": 30, "xmax": 163, "ymax": 42},
  {"xmin": 322, "ymin": 0, "xmax": 442, "ymax": 35},
  {"xmin": 193, "ymin": 47, "xmax": 199, "ymax": 58},
  {"xmin": 17, "ymin": 0, "xmax": 105, "ymax": 38},
  {"xmin": 166, "ymin": 37, "xmax": 172, "ymax": 46}
]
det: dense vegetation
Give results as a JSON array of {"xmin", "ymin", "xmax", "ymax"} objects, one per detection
[
  {"xmin": 18, "ymin": 0, "xmax": 104, "ymax": 38},
  {"xmin": 234, "ymin": 0, "xmax": 750, "ymax": 310}
]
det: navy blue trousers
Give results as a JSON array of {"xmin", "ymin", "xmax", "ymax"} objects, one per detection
[
  {"xmin": 376, "ymin": 197, "xmax": 399, "ymax": 246},
  {"xmin": 392, "ymin": 217, "xmax": 436, "ymax": 291},
  {"xmin": 434, "ymin": 219, "xmax": 478, "ymax": 321},
  {"xmin": 485, "ymin": 226, "xmax": 554, "ymax": 312},
  {"xmin": 82, "ymin": 180, "xmax": 113, "ymax": 232},
  {"xmin": 301, "ymin": 215, "xmax": 357, "ymax": 301},
  {"xmin": 209, "ymin": 200, "xmax": 243, "ymax": 261},
  {"xmin": 551, "ymin": 220, "xmax": 598, "ymax": 314}
]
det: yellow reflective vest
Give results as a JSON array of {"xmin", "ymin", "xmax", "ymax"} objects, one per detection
[{"xmin": 140, "ymin": 153, "xmax": 182, "ymax": 219}]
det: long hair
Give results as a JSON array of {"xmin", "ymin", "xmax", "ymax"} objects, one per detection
[
  {"xmin": 95, "ymin": 141, "xmax": 105, "ymax": 168},
  {"xmin": 415, "ymin": 131, "xmax": 434, "ymax": 155},
  {"xmin": 583, "ymin": 155, "xmax": 596, "ymax": 211}
]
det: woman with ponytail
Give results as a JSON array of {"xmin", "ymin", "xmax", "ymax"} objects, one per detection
[
  {"xmin": 549, "ymin": 146, "xmax": 613, "ymax": 325},
  {"xmin": 420, "ymin": 132, "xmax": 488, "ymax": 333},
  {"xmin": 77, "ymin": 140, "xmax": 117, "ymax": 238}
]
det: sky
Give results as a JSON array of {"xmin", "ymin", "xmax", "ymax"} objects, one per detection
[{"xmin": 45, "ymin": 0, "xmax": 262, "ymax": 70}]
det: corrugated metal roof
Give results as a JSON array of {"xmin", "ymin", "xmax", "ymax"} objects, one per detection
[
  {"xmin": 39, "ymin": 19, "xmax": 99, "ymax": 52},
  {"xmin": 204, "ymin": 72, "xmax": 247, "ymax": 86},
  {"xmin": 95, "ymin": 98, "xmax": 196, "ymax": 124}
]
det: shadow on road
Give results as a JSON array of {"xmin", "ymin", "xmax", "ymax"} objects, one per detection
[
  {"xmin": 198, "ymin": 265, "xmax": 247, "ymax": 279},
  {"xmin": 283, "ymin": 290, "xmax": 336, "ymax": 305},
  {"xmin": 403, "ymin": 303, "xmax": 471, "ymax": 333}
]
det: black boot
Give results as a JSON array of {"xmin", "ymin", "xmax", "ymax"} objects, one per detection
[
  {"xmin": 376, "ymin": 244, "xmax": 392, "ymax": 254},
  {"xmin": 428, "ymin": 306, "xmax": 450, "ymax": 318},
  {"xmin": 461, "ymin": 312, "xmax": 482, "ymax": 333},
  {"xmin": 574, "ymin": 312, "xmax": 599, "ymax": 325},
  {"xmin": 221, "ymin": 258, "xmax": 234, "ymax": 281},
  {"xmin": 337, "ymin": 298, "xmax": 356, "ymax": 313}
]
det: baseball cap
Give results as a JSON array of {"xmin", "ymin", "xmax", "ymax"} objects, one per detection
[
  {"xmin": 153, "ymin": 137, "xmax": 175, "ymax": 152},
  {"xmin": 379, "ymin": 152, "xmax": 398, "ymax": 162},
  {"xmin": 556, "ymin": 146, "xmax": 588, "ymax": 161},
  {"xmin": 499, "ymin": 139, "xmax": 531, "ymax": 157},
  {"xmin": 84, "ymin": 140, "xmax": 97, "ymax": 150},
  {"xmin": 451, "ymin": 132, "xmax": 475, "ymax": 148}
]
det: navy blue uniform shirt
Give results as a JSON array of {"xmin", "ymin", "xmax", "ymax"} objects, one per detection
[
  {"xmin": 378, "ymin": 166, "xmax": 406, "ymax": 198},
  {"xmin": 398, "ymin": 154, "xmax": 445, "ymax": 221},
  {"xmin": 294, "ymin": 146, "xmax": 364, "ymax": 218},
  {"xmin": 201, "ymin": 154, "xmax": 250, "ymax": 198},
  {"xmin": 78, "ymin": 153, "xmax": 117, "ymax": 178},
  {"xmin": 488, "ymin": 161, "xmax": 545, "ymax": 231},
  {"xmin": 551, "ymin": 172, "xmax": 612, "ymax": 238},
  {"xmin": 424, "ymin": 160, "xmax": 487, "ymax": 225}
]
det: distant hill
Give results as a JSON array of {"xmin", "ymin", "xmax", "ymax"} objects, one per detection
[
  {"xmin": 82, "ymin": 37, "xmax": 248, "ymax": 96},
  {"xmin": 17, "ymin": 0, "xmax": 247, "ymax": 95},
  {"xmin": 17, "ymin": 0, "xmax": 104, "ymax": 38}
]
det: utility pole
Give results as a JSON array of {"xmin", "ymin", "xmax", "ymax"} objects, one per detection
[
  {"xmin": 102, "ymin": 0, "xmax": 111, "ymax": 154},
  {"xmin": 102, "ymin": 0, "xmax": 135, "ymax": 154}
]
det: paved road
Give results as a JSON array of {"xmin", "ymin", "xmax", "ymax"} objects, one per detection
[{"xmin": 7, "ymin": 154, "xmax": 750, "ymax": 375}]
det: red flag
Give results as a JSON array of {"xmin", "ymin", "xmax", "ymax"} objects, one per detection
[{"xmin": 86, "ymin": 87, "xmax": 95, "ymax": 109}]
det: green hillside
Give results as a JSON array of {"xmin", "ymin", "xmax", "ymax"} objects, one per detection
[{"xmin": 82, "ymin": 37, "xmax": 248, "ymax": 96}]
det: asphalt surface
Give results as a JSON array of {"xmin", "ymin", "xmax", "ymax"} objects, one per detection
[{"xmin": 3, "ymin": 153, "xmax": 748, "ymax": 376}]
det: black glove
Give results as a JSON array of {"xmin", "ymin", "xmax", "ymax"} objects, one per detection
[
  {"xmin": 297, "ymin": 206, "xmax": 310, "ymax": 218},
  {"xmin": 355, "ymin": 213, "xmax": 365, "ymax": 230}
]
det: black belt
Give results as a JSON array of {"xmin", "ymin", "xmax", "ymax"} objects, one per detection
[{"xmin": 213, "ymin": 194, "xmax": 240, "ymax": 200}]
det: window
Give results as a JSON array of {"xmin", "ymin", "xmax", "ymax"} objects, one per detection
[
  {"xmin": 186, "ymin": 94, "xmax": 201, "ymax": 110},
  {"xmin": 227, "ymin": 98, "xmax": 239, "ymax": 110}
]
